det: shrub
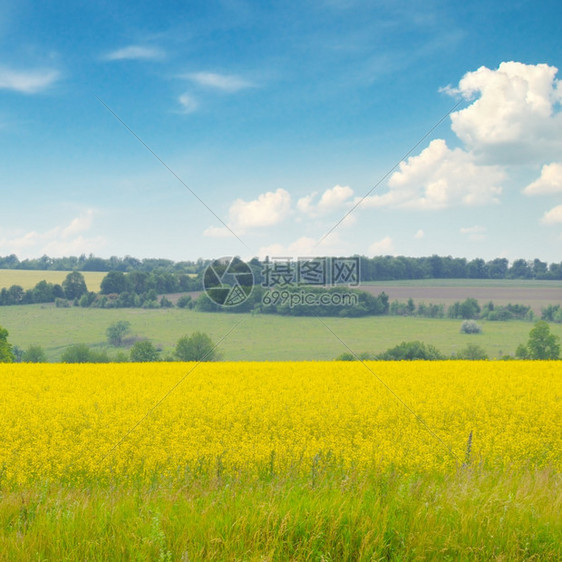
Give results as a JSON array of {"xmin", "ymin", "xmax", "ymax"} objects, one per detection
[
  {"xmin": 55, "ymin": 298, "xmax": 71, "ymax": 308},
  {"xmin": 460, "ymin": 320, "xmax": 482, "ymax": 334},
  {"xmin": 130, "ymin": 340, "xmax": 159, "ymax": 362},
  {"xmin": 377, "ymin": 341, "xmax": 444, "ymax": 361},
  {"xmin": 61, "ymin": 344, "xmax": 109, "ymax": 363},
  {"xmin": 106, "ymin": 321, "xmax": 132, "ymax": 347},
  {"xmin": 175, "ymin": 332, "xmax": 219, "ymax": 362},
  {"xmin": 454, "ymin": 344, "xmax": 488, "ymax": 360},
  {"xmin": 22, "ymin": 345, "xmax": 47, "ymax": 363},
  {"xmin": 177, "ymin": 295, "xmax": 192, "ymax": 309}
]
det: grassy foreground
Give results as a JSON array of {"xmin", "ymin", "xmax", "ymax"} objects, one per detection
[{"xmin": 1, "ymin": 466, "xmax": 560, "ymax": 560}]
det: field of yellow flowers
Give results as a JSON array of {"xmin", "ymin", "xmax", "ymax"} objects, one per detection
[{"xmin": 0, "ymin": 361, "xmax": 560, "ymax": 487}]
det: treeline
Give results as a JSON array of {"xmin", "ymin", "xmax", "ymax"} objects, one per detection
[
  {"xmin": 389, "ymin": 298, "xmax": 535, "ymax": 322},
  {"xmin": 357, "ymin": 256, "xmax": 562, "ymax": 281},
  {"xmin": 0, "ymin": 254, "xmax": 207, "ymax": 274},
  {"xmin": 2, "ymin": 253, "xmax": 562, "ymax": 280},
  {"xmin": 0, "ymin": 270, "xmax": 199, "ymax": 308}
]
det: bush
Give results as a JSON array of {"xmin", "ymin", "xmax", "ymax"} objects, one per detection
[
  {"xmin": 377, "ymin": 341, "xmax": 444, "ymax": 361},
  {"xmin": 130, "ymin": 340, "xmax": 159, "ymax": 362},
  {"xmin": 22, "ymin": 345, "xmax": 47, "ymax": 363},
  {"xmin": 454, "ymin": 344, "xmax": 488, "ymax": 360},
  {"xmin": 55, "ymin": 298, "xmax": 71, "ymax": 308},
  {"xmin": 61, "ymin": 344, "xmax": 109, "ymax": 363},
  {"xmin": 334, "ymin": 351, "xmax": 373, "ymax": 361},
  {"xmin": 106, "ymin": 321, "xmax": 132, "ymax": 346},
  {"xmin": 175, "ymin": 332, "xmax": 219, "ymax": 362},
  {"xmin": 177, "ymin": 295, "xmax": 192, "ymax": 309},
  {"xmin": 460, "ymin": 320, "xmax": 482, "ymax": 334}
]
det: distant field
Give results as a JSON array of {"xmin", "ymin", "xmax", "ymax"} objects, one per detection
[
  {"xmin": 2, "ymin": 304, "xmax": 561, "ymax": 361},
  {"xmin": 361, "ymin": 279, "xmax": 562, "ymax": 312},
  {"xmin": 0, "ymin": 269, "xmax": 106, "ymax": 292}
]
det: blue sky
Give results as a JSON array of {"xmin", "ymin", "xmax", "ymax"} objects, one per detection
[{"xmin": 1, "ymin": 0, "xmax": 561, "ymax": 262}]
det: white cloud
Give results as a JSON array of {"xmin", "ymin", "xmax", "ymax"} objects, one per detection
[
  {"xmin": 360, "ymin": 139, "xmax": 504, "ymax": 210},
  {"xmin": 61, "ymin": 210, "xmax": 94, "ymax": 238},
  {"xmin": 460, "ymin": 225, "xmax": 486, "ymax": 241},
  {"xmin": 368, "ymin": 236, "xmax": 394, "ymax": 255},
  {"xmin": 297, "ymin": 185, "xmax": 354, "ymax": 217},
  {"xmin": 229, "ymin": 188, "xmax": 291, "ymax": 230},
  {"xmin": 0, "ymin": 211, "xmax": 105, "ymax": 258},
  {"xmin": 446, "ymin": 61, "xmax": 562, "ymax": 164},
  {"xmin": 414, "ymin": 229, "xmax": 424, "ymax": 239},
  {"xmin": 541, "ymin": 205, "xmax": 562, "ymax": 225},
  {"xmin": 203, "ymin": 225, "xmax": 233, "ymax": 238},
  {"xmin": 178, "ymin": 93, "xmax": 198, "ymax": 113},
  {"xmin": 104, "ymin": 45, "xmax": 164, "ymax": 61},
  {"xmin": 257, "ymin": 232, "xmax": 346, "ymax": 260},
  {"xmin": 186, "ymin": 72, "xmax": 254, "ymax": 92},
  {"xmin": 523, "ymin": 162, "xmax": 562, "ymax": 195},
  {"xmin": 0, "ymin": 66, "xmax": 60, "ymax": 93}
]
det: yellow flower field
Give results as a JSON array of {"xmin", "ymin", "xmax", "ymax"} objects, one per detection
[{"xmin": 0, "ymin": 362, "xmax": 560, "ymax": 486}]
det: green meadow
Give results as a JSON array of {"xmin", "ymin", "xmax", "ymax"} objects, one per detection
[{"xmin": 2, "ymin": 303, "xmax": 560, "ymax": 361}]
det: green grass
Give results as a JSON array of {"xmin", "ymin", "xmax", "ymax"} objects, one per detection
[
  {"xmin": 2, "ymin": 304, "xmax": 561, "ymax": 361},
  {"xmin": 0, "ymin": 466, "xmax": 559, "ymax": 560},
  {"xmin": 0, "ymin": 269, "xmax": 106, "ymax": 292}
]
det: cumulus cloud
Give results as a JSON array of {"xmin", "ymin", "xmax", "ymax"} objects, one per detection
[
  {"xmin": 297, "ymin": 185, "xmax": 354, "ymax": 217},
  {"xmin": 541, "ymin": 205, "xmax": 562, "ymax": 225},
  {"xmin": 359, "ymin": 139, "xmax": 504, "ymax": 210},
  {"xmin": 523, "ymin": 162, "xmax": 562, "ymax": 195},
  {"xmin": 0, "ymin": 211, "xmax": 105, "ymax": 258},
  {"xmin": 205, "ymin": 189, "xmax": 292, "ymax": 237},
  {"xmin": 368, "ymin": 236, "xmax": 394, "ymax": 255},
  {"xmin": 178, "ymin": 93, "xmax": 199, "ymax": 113},
  {"xmin": 186, "ymin": 72, "xmax": 254, "ymax": 92},
  {"xmin": 0, "ymin": 66, "xmax": 60, "ymax": 93},
  {"xmin": 445, "ymin": 61, "xmax": 562, "ymax": 164},
  {"xmin": 230, "ymin": 189, "xmax": 291, "ymax": 229},
  {"xmin": 104, "ymin": 45, "xmax": 164, "ymax": 61}
]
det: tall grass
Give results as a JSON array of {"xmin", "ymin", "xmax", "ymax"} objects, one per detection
[{"xmin": 1, "ymin": 464, "xmax": 560, "ymax": 560}]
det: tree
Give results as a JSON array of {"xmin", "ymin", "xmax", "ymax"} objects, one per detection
[
  {"xmin": 62, "ymin": 271, "xmax": 88, "ymax": 300},
  {"xmin": 377, "ymin": 341, "xmax": 444, "ymax": 361},
  {"xmin": 175, "ymin": 332, "xmax": 218, "ymax": 361},
  {"xmin": 455, "ymin": 344, "xmax": 488, "ymax": 360},
  {"xmin": 22, "ymin": 345, "xmax": 47, "ymax": 363},
  {"xmin": 61, "ymin": 344, "xmax": 93, "ymax": 363},
  {"xmin": 130, "ymin": 340, "xmax": 159, "ymax": 362},
  {"xmin": 100, "ymin": 271, "xmax": 127, "ymax": 295},
  {"xmin": 106, "ymin": 321, "xmax": 132, "ymax": 346},
  {"xmin": 526, "ymin": 321, "xmax": 560, "ymax": 360},
  {"xmin": 0, "ymin": 326, "xmax": 14, "ymax": 362},
  {"xmin": 61, "ymin": 344, "xmax": 109, "ymax": 363}
]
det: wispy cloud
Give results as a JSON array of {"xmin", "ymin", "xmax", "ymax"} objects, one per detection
[
  {"xmin": 0, "ymin": 66, "xmax": 60, "ymax": 94},
  {"xmin": 0, "ymin": 210, "xmax": 105, "ymax": 258},
  {"xmin": 178, "ymin": 93, "xmax": 199, "ymax": 114},
  {"xmin": 460, "ymin": 225, "xmax": 486, "ymax": 241},
  {"xmin": 104, "ymin": 45, "xmax": 165, "ymax": 61},
  {"xmin": 185, "ymin": 71, "xmax": 255, "ymax": 92}
]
